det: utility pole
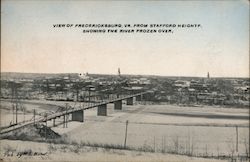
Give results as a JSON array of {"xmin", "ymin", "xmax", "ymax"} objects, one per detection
[
  {"xmin": 124, "ymin": 120, "xmax": 129, "ymax": 148},
  {"xmin": 15, "ymin": 99, "xmax": 18, "ymax": 124},
  {"xmin": 33, "ymin": 109, "xmax": 36, "ymax": 125},
  {"xmin": 65, "ymin": 103, "xmax": 68, "ymax": 128},
  {"xmin": 161, "ymin": 136, "xmax": 164, "ymax": 153},
  {"xmin": 88, "ymin": 88, "xmax": 91, "ymax": 103},
  {"xmin": 14, "ymin": 88, "xmax": 18, "ymax": 124},
  {"xmin": 236, "ymin": 126, "xmax": 238, "ymax": 153},
  {"xmin": 45, "ymin": 113, "xmax": 47, "ymax": 141},
  {"xmin": 12, "ymin": 104, "xmax": 15, "ymax": 125},
  {"xmin": 11, "ymin": 82, "xmax": 15, "ymax": 125},
  {"xmin": 63, "ymin": 115, "xmax": 66, "ymax": 128},
  {"xmin": 23, "ymin": 106, "xmax": 25, "ymax": 122},
  {"xmin": 154, "ymin": 136, "xmax": 156, "ymax": 152}
]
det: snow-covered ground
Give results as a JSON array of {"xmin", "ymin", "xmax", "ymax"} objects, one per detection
[
  {"xmin": 1, "ymin": 100, "xmax": 249, "ymax": 161},
  {"xmin": 0, "ymin": 140, "xmax": 228, "ymax": 162},
  {"xmin": 54, "ymin": 104, "xmax": 249, "ymax": 156}
]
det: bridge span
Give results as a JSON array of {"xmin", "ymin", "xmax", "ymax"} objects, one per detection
[{"xmin": 0, "ymin": 91, "xmax": 151, "ymax": 135}]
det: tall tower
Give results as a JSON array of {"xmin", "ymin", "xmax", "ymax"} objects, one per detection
[
  {"xmin": 118, "ymin": 68, "xmax": 121, "ymax": 77},
  {"xmin": 207, "ymin": 72, "xmax": 210, "ymax": 79}
]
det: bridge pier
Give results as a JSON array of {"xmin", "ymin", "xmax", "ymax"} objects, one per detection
[
  {"xmin": 114, "ymin": 100, "xmax": 122, "ymax": 110},
  {"xmin": 136, "ymin": 95, "xmax": 142, "ymax": 101},
  {"xmin": 126, "ymin": 97, "xmax": 133, "ymax": 105},
  {"xmin": 142, "ymin": 93, "xmax": 150, "ymax": 102},
  {"xmin": 97, "ymin": 104, "xmax": 107, "ymax": 116},
  {"xmin": 53, "ymin": 118, "xmax": 56, "ymax": 127},
  {"xmin": 72, "ymin": 110, "xmax": 84, "ymax": 122}
]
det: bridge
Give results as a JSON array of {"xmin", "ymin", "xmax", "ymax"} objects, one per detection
[{"xmin": 0, "ymin": 91, "xmax": 151, "ymax": 135}]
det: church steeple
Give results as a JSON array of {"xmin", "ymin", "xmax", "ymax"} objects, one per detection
[{"xmin": 118, "ymin": 68, "xmax": 121, "ymax": 77}]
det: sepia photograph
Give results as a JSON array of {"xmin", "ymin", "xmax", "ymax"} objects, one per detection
[{"xmin": 0, "ymin": 0, "xmax": 249, "ymax": 162}]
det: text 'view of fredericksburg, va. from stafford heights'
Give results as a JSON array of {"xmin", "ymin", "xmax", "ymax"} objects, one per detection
[{"xmin": 0, "ymin": 1, "xmax": 249, "ymax": 162}]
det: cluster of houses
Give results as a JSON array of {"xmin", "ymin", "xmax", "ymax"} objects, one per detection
[
  {"xmin": 0, "ymin": 74, "xmax": 151, "ymax": 101},
  {"xmin": 0, "ymin": 73, "xmax": 249, "ymax": 107},
  {"xmin": 152, "ymin": 78, "xmax": 249, "ymax": 107}
]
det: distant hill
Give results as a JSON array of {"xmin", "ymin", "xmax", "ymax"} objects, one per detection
[
  {"xmin": 0, "ymin": 72, "xmax": 248, "ymax": 80},
  {"xmin": 0, "ymin": 72, "xmax": 80, "ymax": 80}
]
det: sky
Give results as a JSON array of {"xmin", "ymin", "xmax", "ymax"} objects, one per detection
[{"xmin": 1, "ymin": 0, "xmax": 249, "ymax": 77}]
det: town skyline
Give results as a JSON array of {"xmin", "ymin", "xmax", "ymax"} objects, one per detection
[{"xmin": 1, "ymin": 70, "xmax": 249, "ymax": 79}]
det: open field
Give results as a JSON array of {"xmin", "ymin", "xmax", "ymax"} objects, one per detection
[{"xmin": 56, "ymin": 104, "xmax": 249, "ymax": 157}]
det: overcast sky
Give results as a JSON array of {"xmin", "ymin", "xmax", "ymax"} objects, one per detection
[{"xmin": 1, "ymin": 0, "xmax": 249, "ymax": 77}]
